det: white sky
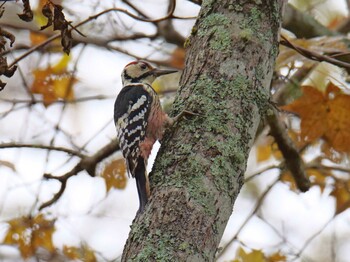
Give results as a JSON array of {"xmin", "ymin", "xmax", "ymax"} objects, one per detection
[{"xmin": 0, "ymin": 0, "xmax": 349, "ymax": 261}]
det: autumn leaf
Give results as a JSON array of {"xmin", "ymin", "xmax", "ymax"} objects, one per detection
[
  {"xmin": 31, "ymin": 54, "xmax": 76, "ymax": 106},
  {"xmin": 3, "ymin": 214, "xmax": 55, "ymax": 259},
  {"xmin": 282, "ymin": 83, "xmax": 350, "ymax": 153},
  {"xmin": 18, "ymin": 0, "xmax": 33, "ymax": 22},
  {"xmin": 308, "ymin": 169, "xmax": 327, "ymax": 191},
  {"xmin": 280, "ymin": 171, "xmax": 297, "ymax": 191},
  {"xmin": 232, "ymin": 247, "xmax": 265, "ymax": 262},
  {"xmin": 168, "ymin": 47, "xmax": 186, "ymax": 69},
  {"xmin": 63, "ymin": 245, "xmax": 96, "ymax": 262},
  {"xmin": 267, "ymin": 252, "xmax": 286, "ymax": 262},
  {"xmin": 331, "ymin": 181, "xmax": 350, "ymax": 214},
  {"xmin": 281, "ymin": 169, "xmax": 327, "ymax": 192},
  {"xmin": 256, "ymin": 136, "xmax": 282, "ymax": 162},
  {"xmin": 30, "ymin": 32, "xmax": 48, "ymax": 45},
  {"xmin": 101, "ymin": 158, "xmax": 127, "ymax": 192},
  {"xmin": 277, "ymin": 36, "xmax": 348, "ymax": 69}
]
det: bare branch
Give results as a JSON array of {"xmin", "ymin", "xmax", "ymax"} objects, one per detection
[
  {"xmin": 280, "ymin": 36, "xmax": 350, "ymax": 71},
  {"xmin": 8, "ymin": 0, "xmax": 180, "ymax": 68},
  {"xmin": 39, "ymin": 139, "xmax": 120, "ymax": 210},
  {"xmin": 0, "ymin": 143, "xmax": 85, "ymax": 157},
  {"xmin": 216, "ymin": 177, "xmax": 280, "ymax": 259},
  {"xmin": 267, "ymin": 109, "xmax": 310, "ymax": 192}
]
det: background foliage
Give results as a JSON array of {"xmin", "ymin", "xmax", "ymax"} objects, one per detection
[{"xmin": 0, "ymin": 0, "xmax": 350, "ymax": 261}]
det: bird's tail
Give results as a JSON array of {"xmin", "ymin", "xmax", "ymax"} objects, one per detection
[{"xmin": 133, "ymin": 157, "xmax": 149, "ymax": 213}]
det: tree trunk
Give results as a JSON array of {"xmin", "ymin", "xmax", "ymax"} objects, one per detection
[{"xmin": 122, "ymin": 0, "xmax": 285, "ymax": 261}]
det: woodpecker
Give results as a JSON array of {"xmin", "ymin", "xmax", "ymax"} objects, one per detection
[{"xmin": 114, "ymin": 60, "xmax": 177, "ymax": 213}]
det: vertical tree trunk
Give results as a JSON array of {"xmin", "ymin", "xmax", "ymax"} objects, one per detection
[{"xmin": 122, "ymin": 0, "xmax": 285, "ymax": 261}]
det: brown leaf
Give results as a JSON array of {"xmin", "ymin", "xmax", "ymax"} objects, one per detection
[
  {"xmin": 0, "ymin": 28, "xmax": 15, "ymax": 47},
  {"xmin": 168, "ymin": 47, "xmax": 185, "ymax": 69},
  {"xmin": 18, "ymin": 0, "xmax": 33, "ymax": 22},
  {"xmin": 282, "ymin": 83, "xmax": 350, "ymax": 153},
  {"xmin": 53, "ymin": 4, "xmax": 67, "ymax": 31},
  {"xmin": 0, "ymin": 57, "xmax": 17, "ymax": 90},
  {"xmin": 61, "ymin": 28, "xmax": 72, "ymax": 55},
  {"xmin": 40, "ymin": 3, "xmax": 53, "ymax": 30},
  {"xmin": 101, "ymin": 159, "xmax": 127, "ymax": 192}
]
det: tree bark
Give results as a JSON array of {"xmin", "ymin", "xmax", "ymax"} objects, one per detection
[{"xmin": 122, "ymin": 0, "xmax": 285, "ymax": 261}]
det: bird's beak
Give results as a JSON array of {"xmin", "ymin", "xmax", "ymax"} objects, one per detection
[{"xmin": 151, "ymin": 68, "xmax": 178, "ymax": 77}]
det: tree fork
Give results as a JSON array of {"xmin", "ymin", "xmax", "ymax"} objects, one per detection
[{"xmin": 122, "ymin": 0, "xmax": 285, "ymax": 261}]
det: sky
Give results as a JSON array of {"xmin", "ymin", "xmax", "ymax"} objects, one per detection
[{"xmin": 0, "ymin": 0, "xmax": 350, "ymax": 261}]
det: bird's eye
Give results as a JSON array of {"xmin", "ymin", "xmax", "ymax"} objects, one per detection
[{"xmin": 140, "ymin": 63, "xmax": 147, "ymax": 70}]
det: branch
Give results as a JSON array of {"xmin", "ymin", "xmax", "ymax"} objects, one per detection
[
  {"xmin": 0, "ymin": 143, "xmax": 84, "ymax": 157},
  {"xmin": 280, "ymin": 35, "xmax": 350, "ymax": 71},
  {"xmin": 8, "ymin": 0, "xmax": 179, "ymax": 68},
  {"xmin": 39, "ymin": 139, "xmax": 119, "ymax": 210},
  {"xmin": 216, "ymin": 177, "xmax": 280, "ymax": 259},
  {"xmin": 267, "ymin": 108, "xmax": 310, "ymax": 192},
  {"xmin": 283, "ymin": 4, "xmax": 337, "ymax": 38}
]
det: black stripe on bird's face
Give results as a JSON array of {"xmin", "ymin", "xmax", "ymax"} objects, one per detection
[{"xmin": 123, "ymin": 71, "xmax": 154, "ymax": 83}]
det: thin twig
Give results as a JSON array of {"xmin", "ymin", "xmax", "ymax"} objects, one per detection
[
  {"xmin": 216, "ymin": 177, "xmax": 280, "ymax": 259},
  {"xmin": 280, "ymin": 35, "xmax": 350, "ymax": 70},
  {"xmin": 267, "ymin": 108, "xmax": 310, "ymax": 192},
  {"xmin": 0, "ymin": 143, "xmax": 85, "ymax": 157},
  {"xmin": 8, "ymin": 0, "xmax": 178, "ymax": 68},
  {"xmin": 39, "ymin": 139, "xmax": 119, "ymax": 210}
]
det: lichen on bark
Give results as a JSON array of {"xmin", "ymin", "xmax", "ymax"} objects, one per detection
[{"xmin": 121, "ymin": 1, "xmax": 285, "ymax": 261}]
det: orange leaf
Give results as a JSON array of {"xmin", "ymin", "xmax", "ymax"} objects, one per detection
[
  {"xmin": 280, "ymin": 171, "xmax": 297, "ymax": 191},
  {"xmin": 3, "ymin": 214, "xmax": 55, "ymax": 259},
  {"xmin": 168, "ymin": 47, "xmax": 185, "ymax": 69},
  {"xmin": 30, "ymin": 32, "xmax": 48, "ymax": 45},
  {"xmin": 321, "ymin": 141, "xmax": 343, "ymax": 164},
  {"xmin": 31, "ymin": 55, "xmax": 76, "ymax": 106},
  {"xmin": 331, "ymin": 182, "xmax": 350, "ymax": 214},
  {"xmin": 282, "ymin": 83, "xmax": 350, "ymax": 153},
  {"xmin": 307, "ymin": 169, "xmax": 327, "ymax": 192},
  {"xmin": 101, "ymin": 158, "xmax": 127, "ymax": 192}
]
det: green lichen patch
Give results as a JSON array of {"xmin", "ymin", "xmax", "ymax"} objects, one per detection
[{"xmin": 198, "ymin": 13, "xmax": 232, "ymax": 53}]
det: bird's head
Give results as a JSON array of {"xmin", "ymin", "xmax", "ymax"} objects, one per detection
[{"xmin": 121, "ymin": 60, "xmax": 177, "ymax": 85}]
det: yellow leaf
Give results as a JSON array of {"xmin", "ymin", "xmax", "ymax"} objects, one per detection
[
  {"xmin": 31, "ymin": 55, "xmax": 76, "ymax": 106},
  {"xmin": 256, "ymin": 137, "xmax": 273, "ymax": 162},
  {"xmin": 267, "ymin": 252, "xmax": 286, "ymax": 262},
  {"xmin": 232, "ymin": 247, "xmax": 265, "ymax": 262},
  {"xmin": 63, "ymin": 245, "xmax": 96, "ymax": 262},
  {"xmin": 256, "ymin": 136, "xmax": 283, "ymax": 163},
  {"xmin": 101, "ymin": 158, "xmax": 127, "ymax": 192},
  {"xmin": 52, "ymin": 54, "xmax": 71, "ymax": 73},
  {"xmin": 3, "ymin": 214, "xmax": 55, "ymax": 259},
  {"xmin": 282, "ymin": 83, "xmax": 350, "ymax": 153},
  {"xmin": 31, "ymin": 214, "xmax": 55, "ymax": 253}
]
